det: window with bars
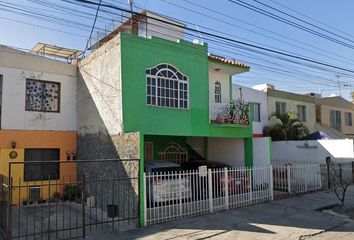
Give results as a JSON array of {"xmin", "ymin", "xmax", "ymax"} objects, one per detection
[
  {"xmin": 214, "ymin": 81, "xmax": 222, "ymax": 103},
  {"xmin": 25, "ymin": 79, "xmax": 60, "ymax": 112},
  {"xmin": 24, "ymin": 149, "xmax": 60, "ymax": 181},
  {"xmin": 146, "ymin": 64, "xmax": 189, "ymax": 109}
]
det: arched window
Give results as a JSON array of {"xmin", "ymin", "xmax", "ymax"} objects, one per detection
[
  {"xmin": 146, "ymin": 64, "xmax": 189, "ymax": 109},
  {"xmin": 159, "ymin": 142, "xmax": 188, "ymax": 165},
  {"xmin": 214, "ymin": 81, "xmax": 222, "ymax": 103}
]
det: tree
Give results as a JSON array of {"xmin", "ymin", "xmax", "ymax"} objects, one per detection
[
  {"xmin": 326, "ymin": 162, "xmax": 351, "ymax": 207},
  {"xmin": 263, "ymin": 112, "xmax": 310, "ymax": 141},
  {"xmin": 351, "ymin": 91, "xmax": 354, "ymax": 101}
]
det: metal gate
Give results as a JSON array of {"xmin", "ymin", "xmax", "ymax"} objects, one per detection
[{"xmin": 0, "ymin": 159, "xmax": 139, "ymax": 239}]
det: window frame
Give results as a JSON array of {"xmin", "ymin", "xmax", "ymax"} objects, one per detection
[
  {"xmin": 25, "ymin": 79, "xmax": 61, "ymax": 113},
  {"xmin": 275, "ymin": 101, "xmax": 287, "ymax": 115},
  {"xmin": 144, "ymin": 142, "xmax": 154, "ymax": 161},
  {"xmin": 330, "ymin": 110, "xmax": 341, "ymax": 131},
  {"xmin": 214, "ymin": 81, "xmax": 222, "ymax": 103},
  {"xmin": 24, "ymin": 148, "xmax": 60, "ymax": 182},
  {"xmin": 344, "ymin": 112, "xmax": 353, "ymax": 126},
  {"xmin": 251, "ymin": 102, "xmax": 261, "ymax": 122},
  {"xmin": 146, "ymin": 64, "xmax": 189, "ymax": 110},
  {"xmin": 297, "ymin": 105, "xmax": 307, "ymax": 122}
]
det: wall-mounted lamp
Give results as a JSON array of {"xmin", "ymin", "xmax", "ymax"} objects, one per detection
[
  {"xmin": 66, "ymin": 151, "xmax": 77, "ymax": 161},
  {"xmin": 66, "ymin": 151, "xmax": 71, "ymax": 161},
  {"xmin": 11, "ymin": 140, "xmax": 16, "ymax": 149}
]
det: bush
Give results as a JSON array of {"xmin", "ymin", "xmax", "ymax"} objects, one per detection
[{"xmin": 63, "ymin": 185, "xmax": 81, "ymax": 201}]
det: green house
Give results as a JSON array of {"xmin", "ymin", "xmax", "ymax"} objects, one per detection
[{"xmin": 77, "ymin": 11, "xmax": 254, "ymax": 225}]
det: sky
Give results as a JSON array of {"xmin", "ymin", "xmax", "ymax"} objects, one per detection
[{"xmin": 1, "ymin": 0, "xmax": 354, "ymax": 100}]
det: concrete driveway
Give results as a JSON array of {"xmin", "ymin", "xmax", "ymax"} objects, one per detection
[{"xmin": 89, "ymin": 187, "xmax": 354, "ymax": 240}]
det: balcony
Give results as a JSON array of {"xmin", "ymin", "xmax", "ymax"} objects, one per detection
[{"xmin": 210, "ymin": 100, "xmax": 250, "ymax": 126}]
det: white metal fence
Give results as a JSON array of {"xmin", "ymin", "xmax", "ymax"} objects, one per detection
[
  {"xmin": 273, "ymin": 163, "xmax": 322, "ymax": 195},
  {"xmin": 144, "ymin": 166, "xmax": 273, "ymax": 225}
]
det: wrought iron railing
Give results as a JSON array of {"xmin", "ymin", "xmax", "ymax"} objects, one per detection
[{"xmin": 210, "ymin": 100, "xmax": 250, "ymax": 125}]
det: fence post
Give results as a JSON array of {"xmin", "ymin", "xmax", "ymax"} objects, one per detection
[
  {"xmin": 178, "ymin": 172, "xmax": 182, "ymax": 216},
  {"xmin": 208, "ymin": 169, "xmax": 213, "ymax": 213},
  {"xmin": 224, "ymin": 168, "xmax": 229, "ymax": 210},
  {"xmin": 326, "ymin": 157, "xmax": 331, "ymax": 189},
  {"xmin": 48, "ymin": 176, "xmax": 51, "ymax": 240},
  {"xmin": 270, "ymin": 165, "xmax": 274, "ymax": 201},
  {"xmin": 81, "ymin": 174, "xmax": 86, "ymax": 239},
  {"xmin": 287, "ymin": 164, "xmax": 291, "ymax": 194},
  {"xmin": 143, "ymin": 173, "xmax": 147, "ymax": 227},
  {"xmin": 6, "ymin": 163, "xmax": 12, "ymax": 239},
  {"xmin": 248, "ymin": 167, "xmax": 253, "ymax": 203}
]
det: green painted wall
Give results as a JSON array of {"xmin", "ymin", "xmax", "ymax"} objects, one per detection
[
  {"xmin": 120, "ymin": 33, "xmax": 252, "ymax": 138},
  {"xmin": 144, "ymin": 135, "xmax": 188, "ymax": 160}
]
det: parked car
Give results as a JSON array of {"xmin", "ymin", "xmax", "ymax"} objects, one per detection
[
  {"xmin": 181, "ymin": 160, "xmax": 249, "ymax": 198},
  {"xmin": 144, "ymin": 161, "xmax": 192, "ymax": 206}
]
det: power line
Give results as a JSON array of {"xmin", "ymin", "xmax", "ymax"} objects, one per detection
[
  {"xmin": 251, "ymin": 0, "xmax": 354, "ymax": 45},
  {"xmin": 70, "ymin": 0, "xmax": 354, "ymax": 75},
  {"xmin": 164, "ymin": 0, "xmax": 354, "ymax": 66},
  {"xmin": 226, "ymin": 0, "xmax": 354, "ymax": 50},
  {"xmin": 84, "ymin": 0, "xmax": 103, "ymax": 54}
]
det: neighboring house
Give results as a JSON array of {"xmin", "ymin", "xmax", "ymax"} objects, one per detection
[
  {"xmin": 253, "ymin": 84, "xmax": 316, "ymax": 132},
  {"xmin": 315, "ymin": 96, "xmax": 354, "ymax": 138},
  {"xmin": 233, "ymin": 84, "xmax": 268, "ymax": 137},
  {"xmin": 0, "ymin": 44, "xmax": 78, "ymax": 204},
  {"xmin": 77, "ymin": 12, "xmax": 261, "ymax": 222}
]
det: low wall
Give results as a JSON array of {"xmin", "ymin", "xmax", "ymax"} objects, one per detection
[
  {"xmin": 272, "ymin": 139, "xmax": 354, "ymax": 164},
  {"xmin": 253, "ymin": 137, "xmax": 271, "ymax": 166}
]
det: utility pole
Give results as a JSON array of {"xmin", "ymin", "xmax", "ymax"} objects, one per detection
[
  {"xmin": 336, "ymin": 74, "xmax": 342, "ymax": 96},
  {"xmin": 128, "ymin": 0, "xmax": 134, "ymax": 33}
]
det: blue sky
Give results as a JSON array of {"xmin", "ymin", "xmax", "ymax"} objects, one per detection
[{"xmin": 1, "ymin": 0, "xmax": 353, "ymax": 100}]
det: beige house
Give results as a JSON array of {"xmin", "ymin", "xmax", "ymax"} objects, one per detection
[
  {"xmin": 315, "ymin": 96, "xmax": 354, "ymax": 138},
  {"xmin": 253, "ymin": 84, "xmax": 316, "ymax": 132}
]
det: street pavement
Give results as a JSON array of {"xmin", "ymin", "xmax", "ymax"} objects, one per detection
[{"xmin": 88, "ymin": 186, "xmax": 354, "ymax": 240}]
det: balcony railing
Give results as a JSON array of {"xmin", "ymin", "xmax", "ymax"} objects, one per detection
[{"xmin": 210, "ymin": 100, "xmax": 250, "ymax": 125}]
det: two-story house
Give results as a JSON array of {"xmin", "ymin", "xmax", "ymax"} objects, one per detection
[
  {"xmin": 315, "ymin": 96, "xmax": 354, "ymax": 138},
  {"xmin": 0, "ymin": 44, "xmax": 78, "ymax": 204},
  {"xmin": 253, "ymin": 84, "xmax": 316, "ymax": 133},
  {"xmin": 233, "ymin": 84, "xmax": 268, "ymax": 137},
  {"xmin": 77, "ymin": 11, "xmax": 255, "ymax": 223}
]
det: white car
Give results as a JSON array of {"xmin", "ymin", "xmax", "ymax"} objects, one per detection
[{"xmin": 145, "ymin": 161, "xmax": 192, "ymax": 204}]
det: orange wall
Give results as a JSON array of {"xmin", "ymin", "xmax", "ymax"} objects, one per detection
[{"xmin": 0, "ymin": 130, "xmax": 77, "ymax": 205}]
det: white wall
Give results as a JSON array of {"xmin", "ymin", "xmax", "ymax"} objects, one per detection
[
  {"xmin": 207, "ymin": 137, "xmax": 245, "ymax": 167},
  {"xmin": 208, "ymin": 70, "xmax": 230, "ymax": 119},
  {"xmin": 233, "ymin": 84, "xmax": 268, "ymax": 135},
  {"xmin": 78, "ymin": 34, "xmax": 123, "ymax": 136},
  {"xmin": 0, "ymin": 65, "xmax": 76, "ymax": 131},
  {"xmin": 272, "ymin": 139, "xmax": 354, "ymax": 164},
  {"xmin": 253, "ymin": 137, "xmax": 271, "ymax": 166},
  {"xmin": 146, "ymin": 12, "xmax": 185, "ymax": 42}
]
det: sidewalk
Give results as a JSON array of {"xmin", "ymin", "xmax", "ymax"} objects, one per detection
[{"xmin": 89, "ymin": 187, "xmax": 354, "ymax": 240}]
